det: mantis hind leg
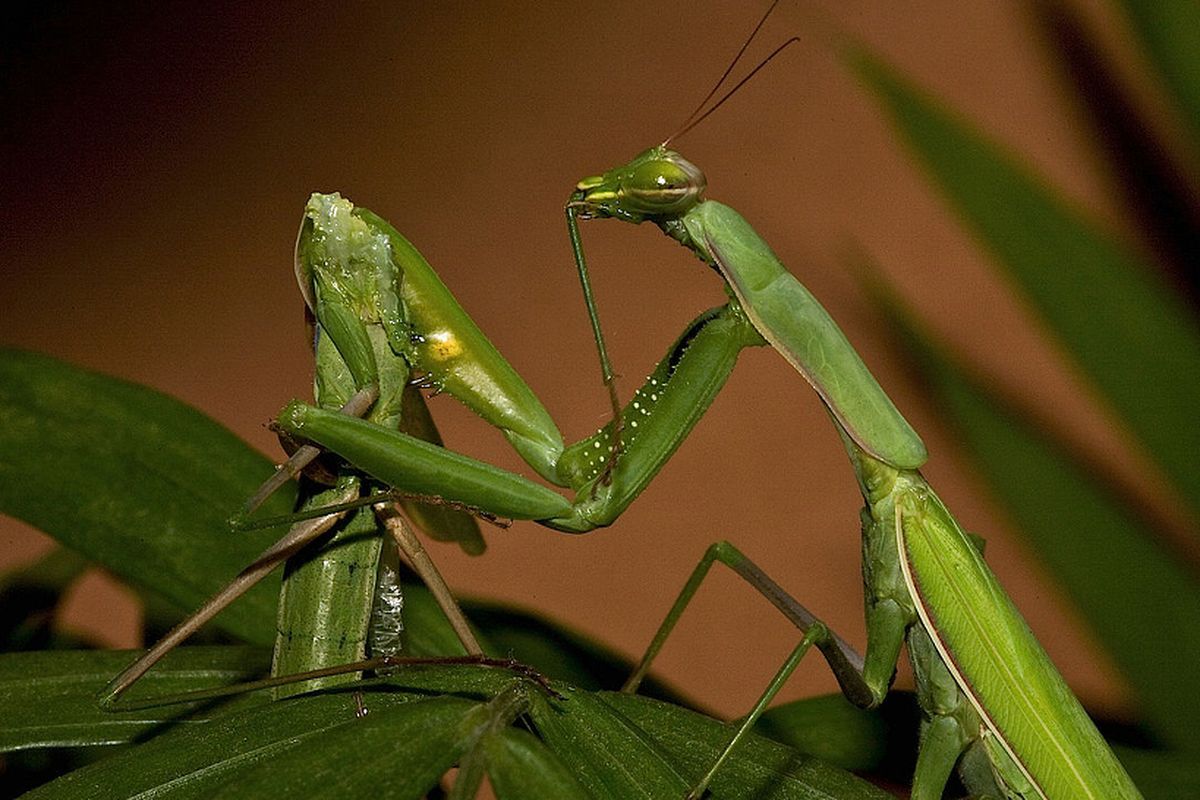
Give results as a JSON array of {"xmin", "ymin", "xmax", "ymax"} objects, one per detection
[{"xmin": 622, "ymin": 540, "xmax": 910, "ymax": 798}]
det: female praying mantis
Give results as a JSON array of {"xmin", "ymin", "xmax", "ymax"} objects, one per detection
[{"xmin": 101, "ymin": 8, "xmax": 1143, "ymax": 799}]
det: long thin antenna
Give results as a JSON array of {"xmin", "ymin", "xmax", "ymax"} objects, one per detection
[
  {"xmin": 666, "ymin": 36, "xmax": 803, "ymax": 145},
  {"xmin": 672, "ymin": 0, "xmax": 786, "ymax": 138}
]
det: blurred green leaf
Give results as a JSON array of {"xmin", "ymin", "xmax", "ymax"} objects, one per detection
[
  {"xmin": 849, "ymin": 52, "xmax": 1200, "ymax": 526},
  {"xmin": 0, "ymin": 548, "xmax": 88, "ymax": 651},
  {"xmin": 1114, "ymin": 744, "xmax": 1200, "ymax": 799},
  {"xmin": 870, "ymin": 278, "xmax": 1200, "ymax": 752},
  {"xmin": 1031, "ymin": 1, "xmax": 1200, "ymax": 299},
  {"xmin": 0, "ymin": 350, "xmax": 297, "ymax": 645},
  {"xmin": 1114, "ymin": 0, "xmax": 1200, "ymax": 158},
  {"xmin": 465, "ymin": 599, "xmax": 674, "ymax": 696}
]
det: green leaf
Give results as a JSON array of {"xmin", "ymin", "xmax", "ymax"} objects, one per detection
[
  {"xmin": 1029, "ymin": 2, "xmax": 1200, "ymax": 294},
  {"xmin": 0, "ymin": 352, "xmax": 485, "ymax": 661},
  {"xmin": 605, "ymin": 692, "xmax": 895, "ymax": 800},
  {"xmin": 6, "ymin": 648, "xmax": 886, "ymax": 799},
  {"xmin": 0, "ymin": 647, "xmax": 269, "ymax": 751},
  {"xmin": 21, "ymin": 690, "xmax": 474, "ymax": 800},
  {"xmin": 208, "ymin": 695, "xmax": 481, "ymax": 800},
  {"xmin": 528, "ymin": 688, "xmax": 690, "ymax": 798},
  {"xmin": 756, "ymin": 692, "xmax": 920, "ymax": 777},
  {"xmin": 874, "ymin": 284, "xmax": 1200, "ymax": 752},
  {"xmin": 484, "ymin": 727, "xmax": 592, "ymax": 800},
  {"xmin": 0, "ymin": 350, "xmax": 297, "ymax": 645},
  {"xmin": 1114, "ymin": 744, "xmax": 1200, "ymax": 800},
  {"xmin": 1113, "ymin": 0, "xmax": 1200, "ymax": 158},
  {"xmin": 849, "ymin": 52, "xmax": 1200, "ymax": 526}
]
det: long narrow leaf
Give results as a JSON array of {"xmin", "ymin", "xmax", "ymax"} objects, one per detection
[
  {"xmin": 21, "ymin": 690, "xmax": 474, "ymax": 800},
  {"xmin": 207, "ymin": 695, "xmax": 481, "ymax": 800},
  {"xmin": 849, "ymin": 52, "xmax": 1200, "ymax": 526},
  {"xmin": 0, "ymin": 647, "xmax": 269, "ymax": 751},
  {"xmin": 0, "ymin": 350, "xmax": 296, "ymax": 644},
  {"xmin": 1031, "ymin": 1, "xmax": 1200, "ymax": 299}
]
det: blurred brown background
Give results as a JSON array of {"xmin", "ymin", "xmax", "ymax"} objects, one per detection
[{"xmin": 2, "ymin": 0, "xmax": 1186, "ymax": 721}]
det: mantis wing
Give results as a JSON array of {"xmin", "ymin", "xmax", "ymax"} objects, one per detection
[{"xmin": 897, "ymin": 484, "xmax": 1141, "ymax": 800}]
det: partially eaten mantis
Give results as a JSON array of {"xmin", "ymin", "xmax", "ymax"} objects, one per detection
[{"xmin": 100, "ymin": 11, "xmax": 1144, "ymax": 800}]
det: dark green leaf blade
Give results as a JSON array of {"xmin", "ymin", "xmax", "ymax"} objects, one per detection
[
  {"xmin": 755, "ymin": 692, "xmax": 920, "ymax": 778},
  {"xmin": 0, "ymin": 647, "xmax": 269, "ymax": 751},
  {"xmin": 605, "ymin": 692, "xmax": 895, "ymax": 799},
  {"xmin": 485, "ymin": 727, "xmax": 593, "ymax": 800},
  {"xmin": 0, "ymin": 350, "xmax": 297, "ymax": 644},
  {"xmin": 1030, "ymin": 1, "xmax": 1200, "ymax": 302},
  {"xmin": 1114, "ymin": 744, "xmax": 1200, "ymax": 800},
  {"xmin": 528, "ymin": 688, "xmax": 690, "ymax": 798},
  {"xmin": 208, "ymin": 694, "xmax": 480, "ymax": 800},
  {"xmin": 874, "ymin": 283, "xmax": 1200, "ymax": 752},
  {"xmin": 20, "ymin": 689, "xmax": 471, "ymax": 800},
  {"xmin": 849, "ymin": 53, "xmax": 1200, "ymax": 526}
]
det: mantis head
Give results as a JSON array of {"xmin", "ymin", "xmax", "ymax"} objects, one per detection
[{"xmin": 570, "ymin": 146, "xmax": 706, "ymax": 223}]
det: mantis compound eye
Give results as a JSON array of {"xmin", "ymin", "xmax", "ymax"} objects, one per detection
[{"xmin": 621, "ymin": 155, "xmax": 706, "ymax": 214}]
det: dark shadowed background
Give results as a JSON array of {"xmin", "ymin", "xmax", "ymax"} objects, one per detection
[{"xmin": 3, "ymin": 0, "xmax": 1186, "ymax": 721}]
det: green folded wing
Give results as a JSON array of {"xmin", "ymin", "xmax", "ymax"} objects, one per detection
[{"xmin": 897, "ymin": 483, "xmax": 1141, "ymax": 799}]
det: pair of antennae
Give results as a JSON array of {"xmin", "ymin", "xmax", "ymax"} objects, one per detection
[{"xmin": 665, "ymin": 0, "xmax": 802, "ymax": 145}]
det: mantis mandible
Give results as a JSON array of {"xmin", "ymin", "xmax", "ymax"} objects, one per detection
[{"xmin": 102, "ymin": 6, "xmax": 1142, "ymax": 798}]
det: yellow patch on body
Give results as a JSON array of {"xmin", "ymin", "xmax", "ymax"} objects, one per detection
[{"xmin": 425, "ymin": 330, "xmax": 462, "ymax": 361}]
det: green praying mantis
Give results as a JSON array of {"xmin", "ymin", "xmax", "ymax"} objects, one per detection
[{"xmin": 99, "ymin": 8, "xmax": 1145, "ymax": 800}]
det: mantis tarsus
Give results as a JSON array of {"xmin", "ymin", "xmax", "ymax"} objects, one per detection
[{"xmin": 101, "ymin": 5, "xmax": 1143, "ymax": 798}]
